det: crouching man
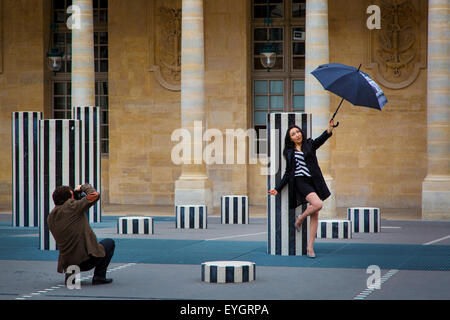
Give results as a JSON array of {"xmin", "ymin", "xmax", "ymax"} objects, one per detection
[{"xmin": 48, "ymin": 183, "xmax": 115, "ymax": 286}]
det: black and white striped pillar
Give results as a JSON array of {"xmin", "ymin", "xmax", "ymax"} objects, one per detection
[
  {"xmin": 39, "ymin": 119, "xmax": 82, "ymax": 250},
  {"xmin": 11, "ymin": 112, "xmax": 42, "ymax": 227},
  {"xmin": 175, "ymin": 205, "xmax": 207, "ymax": 229},
  {"xmin": 73, "ymin": 106, "xmax": 101, "ymax": 223},
  {"xmin": 316, "ymin": 219, "xmax": 352, "ymax": 239},
  {"xmin": 347, "ymin": 207, "xmax": 381, "ymax": 233},
  {"xmin": 117, "ymin": 216, "xmax": 154, "ymax": 234},
  {"xmin": 267, "ymin": 113, "xmax": 312, "ymax": 255},
  {"xmin": 201, "ymin": 261, "xmax": 256, "ymax": 283},
  {"xmin": 221, "ymin": 195, "xmax": 249, "ymax": 224}
]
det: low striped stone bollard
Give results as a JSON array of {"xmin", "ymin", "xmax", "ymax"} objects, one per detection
[
  {"xmin": 201, "ymin": 261, "xmax": 256, "ymax": 283},
  {"xmin": 316, "ymin": 219, "xmax": 352, "ymax": 239},
  {"xmin": 221, "ymin": 195, "xmax": 249, "ymax": 224},
  {"xmin": 347, "ymin": 207, "xmax": 381, "ymax": 233},
  {"xmin": 117, "ymin": 216, "xmax": 154, "ymax": 234},
  {"xmin": 175, "ymin": 205, "xmax": 207, "ymax": 229}
]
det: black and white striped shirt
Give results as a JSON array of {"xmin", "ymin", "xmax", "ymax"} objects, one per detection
[{"xmin": 294, "ymin": 150, "xmax": 311, "ymax": 177}]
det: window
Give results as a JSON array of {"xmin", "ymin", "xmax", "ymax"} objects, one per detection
[
  {"xmin": 53, "ymin": 31, "xmax": 72, "ymax": 73},
  {"xmin": 51, "ymin": 0, "xmax": 109, "ymax": 155},
  {"xmin": 292, "ymin": 0, "xmax": 306, "ymax": 18},
  {"xmin": 53, "ymin": 81, "xmax": 71, "ymax": 119},
  {"xmin": 96, "ymin": 81, "xmax": 109, "ymax": 154},
  {"xmin": 253, "ymin": 27, "xmax": 284, "ymax": 70},
  {"xmin": 292, "ymin": 27, "xmax": 305, "ymax": 70},
  {"xmin": 253, "ymin": 0, "xmax": 284, "ymax": 19},
  {"xmin": 93, "ymin": 0, "xmax": 108, "ymax": 23},
  {"xmin": 253, "ymin": 80, "xmax": 284, "ymax": 126},
  {"xmin": 94, "ymin": 31, "xmax": 108, "ymax": 73},
  {"xmin": 252, "ymin": 0, "xmax": 306, "ymax": 154},
  {"xmin": 292, "ymin": 79, "xmax": 305, "ymax": 112}
]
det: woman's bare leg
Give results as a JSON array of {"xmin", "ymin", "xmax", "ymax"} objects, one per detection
[
  {"xmin": 295, "ymin": 192, "xmax": 323, "ymax": 228},
  {"xmin": 308, "ymin": 211, "xmax": 319, "ymax": 254}
]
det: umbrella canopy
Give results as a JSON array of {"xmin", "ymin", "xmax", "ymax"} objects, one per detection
[{"xmin": 311, "ymin": 63, "xmax": 388, "ymax": 126}]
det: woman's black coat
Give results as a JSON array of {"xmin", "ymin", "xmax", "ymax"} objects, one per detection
[{"xmin": 274, "ymin": 130, "xmax": 332, "ymax": 209}]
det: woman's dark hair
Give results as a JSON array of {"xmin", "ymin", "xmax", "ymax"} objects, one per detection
[
  {"xmin": 283, "ymin": 125, "xmax": 306, "ymax": 159},
  {"xmin": 52, "ymin": 186, "xmax": 73, "ymax": 205}
]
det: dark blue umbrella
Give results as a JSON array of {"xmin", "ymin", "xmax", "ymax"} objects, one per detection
[{"xmin": 311, "ymin": 63, "xmax": 388, "ymax": 127}]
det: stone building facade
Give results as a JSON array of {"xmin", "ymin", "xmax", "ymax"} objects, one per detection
[{"xmin": 0, "ymin": 0, "xmax": 448, "ymax": 219}]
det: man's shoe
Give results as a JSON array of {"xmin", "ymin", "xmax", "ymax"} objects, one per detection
[{"xmin": 92, "ymin": 277, "xmax": 113, "ymax": 285}]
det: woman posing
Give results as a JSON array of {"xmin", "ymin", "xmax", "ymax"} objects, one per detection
[{"xmin": 268, "ymin": 120, "xmax": 336, "ymax": 258}]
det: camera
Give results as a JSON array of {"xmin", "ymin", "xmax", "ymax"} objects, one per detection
[{"xmin": 73, "ymin": 189, "xmax": 86, "ymax": 200}]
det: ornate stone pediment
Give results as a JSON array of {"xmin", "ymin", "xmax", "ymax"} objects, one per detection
[
  {"xmin": 366, "ymin": 0, "xmax": 426, "ymax": 89},
  {"xmin": 149, "ymin": 1, "xmax": 181, "ymax": 91}
]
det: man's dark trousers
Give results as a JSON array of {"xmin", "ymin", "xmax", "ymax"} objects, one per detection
[{"xmin": 79, "ymin": 238, "xmax": 115, "ymax": 279}]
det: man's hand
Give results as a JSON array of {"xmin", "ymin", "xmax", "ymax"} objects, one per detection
[
  {"xmin": 77, "ymin": 184, "xmax": 100, "ymax": 203},
  {"xmin": 86, "ymin": 192, "xmax": 100, "ymax": 203},
  {"xmin": 74, "ymin": 185, "xmax": 82, "ymax": 192}
]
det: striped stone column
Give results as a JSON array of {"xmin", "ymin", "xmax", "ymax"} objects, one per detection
[
  {"xmin": 201, "ymin": 261, "xmax": 256, "ymax": 283},
  {"xmin": 175, "ymin": 205, "xmax": 207, "ymax": 229},
  {"xmin": 347, "ymin": 207, "xmax": 381, "ymax": 233},
  {"xmin": 305, "ymin": 0, "xmax": 336, "ymax": 218},
  {"xmin": 71, "ymin": 0, "xmax": 95, "ymax": 108},
  {"xmin": 267, "ymin": 113, "xmax": 311, "ymax": 256},
  {"xmin": 39, "ymin": 120, "xmax": 82, "ymax": 250},
  {"xmin": 221, "ymin": 195, "xmax": 249, "ymax": 224},
  {"xmin": 73, "ymin": 106, "xmax": 101, "ymax": 223},
  {"xmin": 117, "ymin": 217, "xmax": 154, "ymax": 235},
  {"xmin": 174, "ymin": 0, "xmax": 212, "ymax": 209},
  {"xmin": 316, "ymin": 219, "xmax": 352, "ymax": 239},
  {"xmin": 422, "ymin": 0, "xmax": 450, "ymax": 220},
  {"xmin": 11, "ymin": 112, "xmax": 42, "ymax": 227}
]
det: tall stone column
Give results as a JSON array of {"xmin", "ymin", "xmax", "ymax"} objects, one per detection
[
  {"xmin": 305, "ymin": 0, "xmax": 336, "ymax": 218},
  {"xmin": 174, "ymin": 0, "xmax": 212, "ymax": 208},
  {"xmin": 71, "ymin": 0, "xmax": 95, "ymax": 108},
  {"xmin": 267, "ymin": 113, "xmax": 311, "ymax": 256},
  {"xmin": 422, "ymin": 0, "xmax": 450, "ymax": 220}
]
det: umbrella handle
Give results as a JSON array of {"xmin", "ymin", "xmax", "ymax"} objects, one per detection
[
  {"xmin": 331, "ymin": 98, "xmax": 345, "ymax": 120},
  {"xmin": 330, "ymin": 98, "xmax": 344, "ymax": 127}
]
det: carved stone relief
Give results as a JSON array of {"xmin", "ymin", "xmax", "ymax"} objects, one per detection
[
  {"xmin": 149, "ymin": 1, "xmax": 181, "ymax": 91},
  {"xmin": 366, "ymin": 0, "xmax": 427, "ymax": 89}
]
